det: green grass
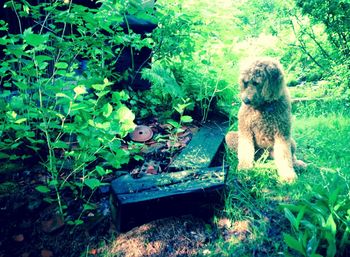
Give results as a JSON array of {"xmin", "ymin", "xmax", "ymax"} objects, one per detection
[
  {"xmin": 292, "ymin": 99, "xmax": 350, "ymax": 117},
  {"xmin": 294, "ymin": 114, "xmax": 350, "ymax": 176},
  {"xmin": 203, "ymin": 103, "xmax": 350, "ymax": 256},
  {"xmin": 289, "ymin": 82, "xmax": 334, "ymax": 99}
]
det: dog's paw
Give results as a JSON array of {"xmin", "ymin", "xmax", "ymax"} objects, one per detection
[
  {"xmin": 293, "ymin": 159, "xmax": 307, "ymax": 171},
  {"xmin": 278, "ymin": 169, "xmax": 298, "ymax": 183},
  {"xmin": 225, "ymin": 131, "xmax": 238, "ymax": 151},
  {"xmin": 238, "ymin": 161, "xmax": 253, "ymax": 170}
]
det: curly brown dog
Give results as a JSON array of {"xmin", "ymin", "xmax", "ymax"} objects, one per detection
[{"xmin": 226, "ymin": 58, "xmax": 305, "ymax": 182}]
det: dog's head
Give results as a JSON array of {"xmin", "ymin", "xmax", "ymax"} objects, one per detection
[{"xmin": 239, "ymin": 58, "xmax": 285, "ymax": 107}]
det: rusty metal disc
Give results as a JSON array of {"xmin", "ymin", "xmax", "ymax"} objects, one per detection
[{"xmin": 130, "ymin": 125, "xmax": 153, "ymax": 142}]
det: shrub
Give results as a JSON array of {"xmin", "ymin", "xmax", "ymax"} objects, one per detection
[{"xmin": 0, "ymin": 0, "xmax": 141, "ymax": 221}]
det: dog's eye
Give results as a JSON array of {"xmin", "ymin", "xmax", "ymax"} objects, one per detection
[{"xmin": 252, "ymin": 81, "xmax": 259, "ymax": 86}]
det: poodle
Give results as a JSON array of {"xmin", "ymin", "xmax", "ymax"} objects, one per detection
[{"xmin": 226, "ymin": 58, "xmax": 305, "ymax": 182}]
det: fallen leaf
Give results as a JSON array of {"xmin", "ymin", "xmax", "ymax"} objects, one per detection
[
  {"xmin": 41, "ymin": 215, "xmax": 64, "ymax": 233},
  {"xmin": 13, "ymin": 234, "xmax": 24, "ymax": 242},
  {"xmin": 41, "ymin": 249, "xmax": 53, "ymax": 257},
  {"xmin": 89, "ymin": 249, "xmax": 97, "ymax": 255},
  {"xmin": 146, "ymin": 168, "xmax": 158, "ymax": 175}
]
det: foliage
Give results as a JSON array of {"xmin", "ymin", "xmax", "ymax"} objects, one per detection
[
  {"xmin": 286, "ymin": 0, "xmax": 350, "ymax": 91},
  {"xmin": 0, "ymin": 0, "xmax": 144, "ymax": 220},
  {"xmin": 295, "ymin": 0, "xmax": 350, "ymax": 61},
  {"xmin": 282, "ymin": 181, "xmax": 350, "ymax": 257},
  {"xmin": 165, "ymin": 98, "xmax": 193, "ymax": 151},
  {"xmin": 137, "ymin": 0, "xmax": 239, "ymax": 121}
]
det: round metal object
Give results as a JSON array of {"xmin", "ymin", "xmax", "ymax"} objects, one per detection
[{"xmin": 130, "ymin": 125, "xmax": 153, "ymax": 142}]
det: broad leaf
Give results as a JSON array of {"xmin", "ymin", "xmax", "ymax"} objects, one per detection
[
  {"xmin": 55, "ymin": 62, "xmax": 68, "ymax": 69},
  {"xmin": 74, "ymin": 85, "xmax": 87, "ymax": 96},
  {"xmin": 23, "ymin": 28, "xmax": 48, "ymax": 47},
  {"xmin": 84, "ymin": 178, "xmax": 102, "ymax": 190},
  {"xmin": 283, "ymin": 233, "xmax": 305, "ymax": 255},
  {"xmin": 180, "ymin": 115, "xmax": 193, "ymax": 123},
  {"xmin": 36, "ymin": 185, "xmax": 51, "ymax": 194},
  {"xmin": 102, "ymin": 103, "xmax": 113, "ymax": 118}
]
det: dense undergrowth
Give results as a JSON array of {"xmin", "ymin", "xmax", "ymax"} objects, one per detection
[{"xmin": 0, "ymin": 0, "xmax": 349, "ymax": 256}]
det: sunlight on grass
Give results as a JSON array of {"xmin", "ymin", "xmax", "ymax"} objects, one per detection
[
  {"xmin": 217, "ymin": 109, "xmax": 350, "ymax": 256},
  {"xmin": 294, "ymin": 114, "xmax": 350, "ymax": 175}
]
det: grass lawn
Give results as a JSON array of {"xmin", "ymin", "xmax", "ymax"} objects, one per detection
[{"xmin": 202, "ymin": 100, "xmax": 350, "ymax": 256}]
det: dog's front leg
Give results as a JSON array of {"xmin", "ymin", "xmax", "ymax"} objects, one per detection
[
  {"xmin": 273, "ymin": 135, "xmax": 297, "ymax": 182},
  {"xmin": 237, "ymin": 130, "xmax": 255, "ymax": 170}
]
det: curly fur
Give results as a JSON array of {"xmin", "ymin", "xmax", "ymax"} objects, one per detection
[{"xmin": 226, "ymin": 58, "xmax": 305, "ymax": 182}]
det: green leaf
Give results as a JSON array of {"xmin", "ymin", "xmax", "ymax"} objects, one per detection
[
  {"xmin": 101, "ymin": 149, "xmax": 130, "ymax": 169},
  {"xmin": 14, "ymin": 118, "xmax": 27, "ymax": 124},
  {"xmin": 115, "ymin": 105, "xmax": 135, "ymax": 121},
  {"xmin": 180, "ymin": 115, "xmax": 193, "ymax": 123},
  {"xmin": 35, "ymin": 55, "xmax": 53, "ymax": 63},
  {"xmin": 95, "ymin": 166, "xmax": 106, "ymax": 176},
  {"xmin": 167, "ymin": 119, "xmax": 180, "ymax": 128},
  {"xmin": 48, "ymin": 180, "xmax": 58, "ymax": 187},
  {"xmin": 69, "ymin": 219, "xmax": 84, "ymax": 225},
  {"xmin": 55, "ymin": 62, "xmax": 68, "ymax": 69},
  {"xmin": 114, "ymin": 105, "xmax": 136, "ymax": 133},
  {"xmin": 133, "ymin": 155, "xmax": 144, "ymax": 161},
  {"xmin": 325, "ymin": 214, "xmax": 337, "ymax": 236},
  {"xmin": 13, "ymin": 81, "xmax": 28, "ymax": 90},
  {"xmin": 88, "ymin": 120, "xmax": 111, "ymax": 130},
  {"xmin": 112, "ymin": 90, "xmax": 129, "ymax": 103},
  {"xmin": 83, "ymin": 203, "xmax": 97, "ymax": 211},
  {"xmin": 339, "ymin": 226, "xmax": 349, "ymax": 250},
  {"xmin": 0, "ymin": 153, "xmax": 10, "ymax": 159},
  {"xmin": 23, "ymin": 28, "xmax": 48, "ymax": 47},
  {"xmin": 306, "ymin": 235, "xmax": 319, "ymax": 256},
  {"xmin": 84, "ymin": 178, "xmax": 102, "ymax": 190},
  {"xmin": 52, "ymin": 141, "xmax": 69, "ymax": 149},
  {"xmin": 284, "ymin": 207, "xmax": 298, "ymax": 229},
  {"xmin": 71, "ymin": 102, "xmax": 89, "ymax": 112},
  {"xmin": 325, "ymin": 231, "xmax": 337, "ymax": 257},
  {"xmin": 74, "ymin": 85, "xmax": 87, "ymax": 96},
  {"xmin": 283, "ymin": 233, "xmax": 305, "ymax": 255},
  {"xmin": 328, "ymin": 187, "xmax": 340, "ymax": 207},
  {"xmin": 35, "ymin": 185, "xmax": 51, "ymax": 194},
  {"xmin": 56, "ymin": 93, "xmax": 72, "ymax": 100},
  {"xmin": 7, "ymin": 110, "xmax": 17, "ymax": 120},
  {"xmin": 102, "ymin": 103, "xmax": 113, "ymax": 118},
  {"xmin": 92, "ymin": 83, "xmax": 108, "ymax": 91},
  {"xmin": 0, "ymin": 20, "xmax": 8, "ymax": 31}
]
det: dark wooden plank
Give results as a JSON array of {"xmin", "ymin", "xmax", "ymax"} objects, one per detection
[
  {"xmin": 110, "ymin": 165, "xmax": 228, "ymax": 232},
  {"xmin": 111, "ymin": 166, "xmax": 226, "ymax": 194},
  {"xmin": 110, "ymin": 186, "xmax": 224, "ymax": 232},
  {"xmin": 169, "ymin": 120, "xmax": 228, "ymax": 170},
  {"xmin": 111, "ymin": 166, "xmax": 227, "ymax": 204}
]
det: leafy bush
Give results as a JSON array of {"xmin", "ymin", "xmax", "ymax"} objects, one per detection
[
  {"xmin": 140, "ymin": 0, "xmax": 240, "ymax": 121},
  {"xmin": 282, "ymin": 182, "xmax": 350, "ymax": 257},
  {"xmin": 0, "ymin": 0, "xmax": 143, "ymax": 221},
  {"xmin": 295, "ymin": 0, "xmax": 350, "ymax": 62}
]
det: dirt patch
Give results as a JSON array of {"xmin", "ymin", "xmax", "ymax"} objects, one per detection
[{"xmin": 107, "ymin": 215, "xmax": 210, "ymax": 257}]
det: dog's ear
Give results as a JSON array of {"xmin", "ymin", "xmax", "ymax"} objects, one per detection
[{"xmin": 262, "ymin": 61, "xmax": 284, "ymax": 100}]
